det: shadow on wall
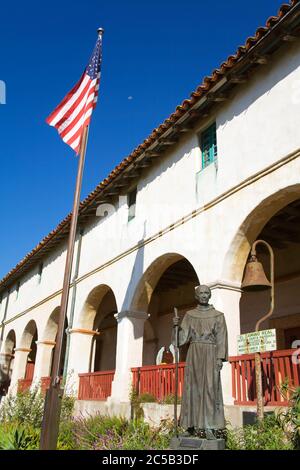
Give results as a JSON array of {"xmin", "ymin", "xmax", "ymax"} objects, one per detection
[{"xmin": 121, "ymin": 222, "xmax": 147, "ymax": 313}]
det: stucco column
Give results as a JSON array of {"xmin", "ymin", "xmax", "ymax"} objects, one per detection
[
  {"xmin": 208, "ymin": 280, "xmax": 242, "ymax": 408},
  {"xmin": 32, "ymin": 340, "xmax": 55, "ymax": 385},
  {"xmin": 66, "ymin": 328, "xmax": 99, "ymax": 395},
  {"xmin": 110, "ymin": 310, "xmax": 149, "ymax": 403},
  {"xmin": 9, "ymin": 348, "xmax": 31, "ymax": 394}
]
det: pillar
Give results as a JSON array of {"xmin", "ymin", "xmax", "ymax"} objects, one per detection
[
  {"xmin": 9, "ymin": 347, "xmax": 31, "ymax": 394},
  {"xmin": 65, "ymin": 328, "xmax": 99, "ymax": 395},
  {"xmin": 32, "ymin": 340, "xmax": 56, "ymax": 385},
  {"xmin": 110, "ymin": 310, "xmax": 148, "ymax": 403}
]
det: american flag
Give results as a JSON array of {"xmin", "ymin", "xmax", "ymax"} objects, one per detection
[{"xmin": 46, "ymin": 31, "xmax": 103, "ymax": 154}]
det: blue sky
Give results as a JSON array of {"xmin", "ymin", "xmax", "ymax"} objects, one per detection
[{"xmin": 0, "ymin": 0, "xmax": 285, "ymax": 279}]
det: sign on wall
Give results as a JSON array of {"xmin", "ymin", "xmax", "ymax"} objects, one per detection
[{"xmin": 237, "ymin": 329, "xmax": 277, "ymax": 355}]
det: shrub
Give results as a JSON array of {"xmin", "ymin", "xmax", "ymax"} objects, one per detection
[
  {"xmin": 0, "ymin": 386, "xmax": 44, "ymax": 428},
  {"xmin": 0, "ymin": 423, "xmax": 39, "ymax": 450},
  {"xmin": 57, "ymin": 419, "xmax": 77, "ymax": 450},
  {"xmin": 0, "ymin": 385, "xmax": 76, "ymax": 450},
  {"xmin": 73, "ymin": 414, "xmax": 128, "ymax": 450},
  {"xmin": 67, "ymin": 414, "xmax": 173, "ymax": 450},
  {"xmin": 278, "ymin": 385, "xmax": 300, "ymax": 449},
  {"xmin": 159, "ymin": 393, "xmax": 182, "ymax": 405},
  {"xmin": 226, "ymin": 414, "xmax": 293, "ymax": 450},
  {"xmin": 61, "ymin": 394, "xmax": 75, "ymax": 422},
  {"xmin": 121, "ymin": 419, "xmax": 170, "ymax": 450},
  {"xmin": 139, "ymin": 393, "xmax": 157, "ymax": 403}
]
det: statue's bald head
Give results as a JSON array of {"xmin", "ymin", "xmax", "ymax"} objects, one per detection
[{"xmin": 195, "ymin": 285, "xmax": 211, "ymax": 305}]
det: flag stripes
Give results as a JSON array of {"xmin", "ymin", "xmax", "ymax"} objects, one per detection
[{"xmin": 46, "ymin": 33, "xmax": 102, "ymax": 154}]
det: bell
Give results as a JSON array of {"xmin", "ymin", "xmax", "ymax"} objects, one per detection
[{"xmin": 242, "ymin": 255, "xmax": 271, "ymax": 291}]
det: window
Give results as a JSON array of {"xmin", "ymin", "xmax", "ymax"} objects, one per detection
[
  {"xmin": 15, "ymin": 281, "xmax": 20, "ymax": 301},
  {"xmin": 38, "ymin": 262, "xmax": 43, "ymax": 284},
  {"xmin": 200, "ymin": 122, "xmax": 217, "ymax": 169},
  {"xmin": 128, "ymin": 188, "xmax": 137, "ymax": 222}
]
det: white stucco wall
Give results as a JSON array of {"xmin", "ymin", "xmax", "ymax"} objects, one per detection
[{"xmin": 1, "ymin": 40, "xmax": 300, "ymax": 408}]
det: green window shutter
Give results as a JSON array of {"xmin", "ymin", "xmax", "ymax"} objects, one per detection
[{"xmin": 201, "ymin": 123, "xmax": 217, "ymax": 169}]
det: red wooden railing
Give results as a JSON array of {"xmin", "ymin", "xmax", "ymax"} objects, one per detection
[
  {"xmin": 18, "ymin": 378, "xmax": 33, "ymax": 392},
  {"xmin": 40, "ymin": 376, "xmax": 62, "ymax": 394},
  {"xmin": 78, "ymin": 370, "xmax": 115, "ymax": 400},
  {"xmin": 229, "ymin": 348, "xmax": 300, "ymax": 406},
  {"xmin": 132, "ymin": 362, "xmax": 186, "ymax": 401},
  {"xmin": 18, "ymin": 362, "xmax": 35, "ymax": 393},
  {"xmin": 41, "ymin": 376, "xmax": 51, "ymax": 394}
]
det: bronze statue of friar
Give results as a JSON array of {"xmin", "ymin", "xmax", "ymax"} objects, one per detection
[{"xmin": 171, "ymin": 284, "xmax": 228, "ymax": 447}]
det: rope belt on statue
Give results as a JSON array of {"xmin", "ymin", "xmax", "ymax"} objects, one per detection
[{"xmin": 190, "ymin": 339, "xmax": 216, "ymax": 345}]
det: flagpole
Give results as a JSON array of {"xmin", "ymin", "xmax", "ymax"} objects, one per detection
[{"xmin": 40, "ymin": 124, "xmax": 89, "ymax": 450}]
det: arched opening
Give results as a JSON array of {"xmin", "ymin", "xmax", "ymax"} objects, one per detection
[
  {"xmin": 223, "ymin": 192, "xmax": 300, "ymax": 407},
  {"xmin": 239, "ymin": 198, "xmax": 300, "ymax": 349},
  {"xmin": 132, "ymin": 253, "xmax": 200, "ymax": 366},
  {"xmin": 0, "ymin": 330, "xmax": 16, "ymax": 394},
  {"xmin": 223, "ymin": 184, "xmax": 300, "ymax": 283},
  {"xmin": 4, "ymin": 330, "xmax": 16, "ymax": 355},
  {"xmin": 91, "ymin": 289, "xmax": 118, "ymax": 372},
  {"xmin": 80, "ymin": 285, "xmax": 118, "ymax": 372},
  {"xmin": 21, "ymin": 320, "xmax": 38, "ymax": 381}
]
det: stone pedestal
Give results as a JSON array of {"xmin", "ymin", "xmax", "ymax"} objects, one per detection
[{"xmin": 170, "ymin": 436, "xmax": 225, "ymax": 450}]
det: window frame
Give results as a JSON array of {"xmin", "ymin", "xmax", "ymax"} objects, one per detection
[
  {"xmin": 15, "ymin": 281, "xmax": 20, "ymax": 301},
  {"xmin": 200, "ymin": 122, "xmax": 217, "ymax": 170},
  {"xmin": 37, "ymin": 262, "xmax": 43, "ymax": 284},
  {"xmin": 127, "ymin": 187, "xmax": 137, "ymax": 222}
]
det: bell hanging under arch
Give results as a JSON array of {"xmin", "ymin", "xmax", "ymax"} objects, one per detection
[{"xmin": 241, "ymin": 255, "xmax": 271, "ymax": 291}]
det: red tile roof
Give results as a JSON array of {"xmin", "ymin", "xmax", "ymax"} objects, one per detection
[{"xmin": 0, "ymin": 0, "xmax": 299, "ymax": 291}]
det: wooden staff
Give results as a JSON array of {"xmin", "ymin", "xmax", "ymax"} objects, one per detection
[{"xmin": 173, "ymin": 307, "xmax": 179, "ymax": 437}]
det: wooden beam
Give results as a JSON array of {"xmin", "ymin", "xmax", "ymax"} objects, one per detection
[
  {"xmin": 115, "ymin": 181, "xmax": 128, "ymax": 188},
  {"xmin": 146, "ymin": 151, "xmax": 160, "ymax": 158},
  {"xmin": 136, "ymin": 159, "xmax": 151, "ymax": 168},
  {"xmin": 188, "ymin": 109, "xmax": 202, "ymax": 118},
  {"xmin": 207, "ymin": 92, "xmax": 228, "ymax": 102},
  {"xmin": 250, "ymin": 54, "xmax": 269, "ymax": 65},
  {"xmin": 159, "ymin": 139, "xmax": 177, "ymax": 145},
  {"xmin": 280, "ymin": 32, "xmax": 299, "ymax": 42},
  {"xmin": 125, "ymin": 171, "xmax": 140, "ymax": 178},
  {"xmin": 228, "ymin": 74, "xmax": 248, "ymax": 84},
  {"xmin": 173, "ymin": 125, "xmax": 192, "ymax": 133}
]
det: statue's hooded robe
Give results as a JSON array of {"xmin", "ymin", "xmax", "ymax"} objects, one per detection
[{"xmin": 174, "ymin": 305, "xmax": 228, "ymax": 430}]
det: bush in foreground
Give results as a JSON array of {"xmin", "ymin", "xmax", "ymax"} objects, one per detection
[{"xmin": 0, "ymin": 387, "xmax": 299, "ymax": 450}]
